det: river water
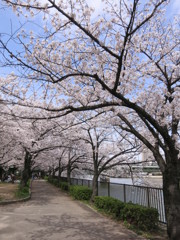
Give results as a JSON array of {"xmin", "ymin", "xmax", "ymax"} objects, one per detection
[
  {"xmin": 78, "ymin": 175, "xmax": 163, "ymax": 187},
  {"xmin": 110, "ymin": 176, "xmax": 163, "ymax": 188}
]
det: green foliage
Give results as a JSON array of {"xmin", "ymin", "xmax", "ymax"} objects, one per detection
[
  {"xmin": 47, "ymin": 176, "xmax": 53, "ymax": 183},
  {"xmin": 15, "ymin": 185, "xmax": 30, "ymax": 199},
  {"xmin": 47, "ymin": 176, "xmax": 59, "ymax": 186},
  {"xmin": 94, "ymin": 196, "xmax": 159, "ymax": 231},
  {"xmin": 27, "ymin": 179, "xmax": 31, "ymax": 187},
  {"xmin": 53, "ymin": 179, "xmax": 59, "ymax": 187},
  {"xmin": 59, "ymin": 182, "xmax": 69, "ymax": 191},
  {"xmin": 44, "ymin": 176, "xmax": 49, "ymax": 181},
  {"xmin": 94, "ymin": 196, "xmax": 125, "ymax": 218},
  {"xmin": 70, "ymin": 185, "xmax": 92, "ymax": 200},
  {"xmin": 47, "ymin": 177, "xmax": 69, "ymax": 190},
  {"xmin": 121, "ymin": 203, "xmax": 159, "ymax": 231}
]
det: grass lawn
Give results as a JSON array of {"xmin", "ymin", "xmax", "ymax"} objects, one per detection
[{"xmin": 0, "ymin": 183, "xmax": 18, "ymax": 201}]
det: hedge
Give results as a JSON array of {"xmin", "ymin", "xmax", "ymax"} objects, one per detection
[
  {"xmin": 44, "ymin": 176, "xmax": 49, "ymax": 181},
  {"xmin": 94, "ymin": 196, "xmax": 125, "ymax": 217},
  {"xmin": 47, "ymin": 177, "xmax": 69, "ymax": 190},
  {"xmin": 47, "ymin": 177, "xmax": 92, "ymax": 199},
  {"xmin": 59, "ymin": 182, "xmax": 69, "ymax": 191},
  {"xmin": 47, "ymin": 177, "xmax": 59, "ymax": 187},
  {"xmin": 69, "ymin": 185, "xmax": 92, "ymax": 200},
  {"xmin": 94, "ymin": 196, "xmax": 158, "ymax": 231},
  {"xmin": 121, "ymin": 203, "xmax": 159, "ymax": 231},
  {"xmin": 15, "ymin": 185, "xmax": 30, "ymax": 199}
]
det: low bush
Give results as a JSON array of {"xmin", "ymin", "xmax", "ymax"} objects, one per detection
[
  {"xmin": 94, "ymin": 196, "xmax": 158, "ymax": 231},
  {"xmin": 70, "ymin": 185, "xmax": 92, "ymax": 200},
  {"xmin": 53, "ymin": 179, "xmax": 59, "ymax": 186},
  {"xmin": 15, "ymin": 185, "xmax": 30, "ymax": 199},
  {"xmin": 94, "ymin": 196, "xmax": 125, "ymax": 218},
  {"xmin": 47, "ymin": 176, "xmax": 59, "ymax": 186},
  {"xmin": 121, "ymin": 203, "xmax": 159, "ymax": 231},
  {"xmin": 47, "ymin": 177, "xmax": 69, "ymax": 190},
  {"xmin": 44, "ymin": 176, "xmax": 49, "ymax": 181},
  {"xmin": 47, "ymin": 176, "xmax": 53, "ymax": 183},
  {"xmin": 59, "ymin": 182, "xmax": 69, "ymax": 191}
]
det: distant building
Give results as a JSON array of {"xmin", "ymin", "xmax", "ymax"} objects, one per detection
[
  {"xmin": 142, "ymin": 149, "xmax": 154, "ymax": 165},
  {"xmin": 136, "ymin": 148, "xmax": 161, "ymax": 175}
]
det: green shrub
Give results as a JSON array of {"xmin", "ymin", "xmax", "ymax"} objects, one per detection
[
  {"xmin": 69, "ymin": 185, "xmax": 92, "ymax": 200},
  {"xmin": 94, "ymin": 196, "xmax": 159, "ymax": 231},
  {"xmin": 94, "ymin": 196, "xmax": 125, "ymax": 218},
  {"xmin": 48, "ymin": 177, "xmax": 59, "ymax": 186},
  {"xmin": 47, "ymin": 176, "xmax": 53, "ymax": 183},
  {"xmin": 27, "ymin": 179, "xmax": 31, "ymax": 187},
  {"xmin": 53, "ymin": 179, "xmax": 59, "ymax": 186},
  {"xmin": 121, "ymin": 203, "xmax": 159, "ymax": 231},
  {"xmin": 15, "ymin": 185, "xmax": 30, "ymax": 199},
  {"xmin": 44, "ymin": 176, "xmax": 49, "ymax": 181},
  {"xmin": 59, "ymin": 182, "xmax": 69, "ymax": 191},
  {"xmin": 47, "ymin": 177, "xmax": 69, "ymax": 190}
]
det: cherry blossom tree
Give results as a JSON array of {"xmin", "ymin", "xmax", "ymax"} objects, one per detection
[
  {"xmin": 0, "ymin": 0, "xmax": 180, "ymax": 238},
  {"xmin": 64, "ymin": 144, "xmax": 86, "ymax": 184},
  {"xmin": 0, "ymin": 104, "xmax": 25, "ymax": 176},
  {"xmin": 0, "ymin": 105, "xmax": 73, "ymax": 185},
  {"xmin": 24, "ymin": 114, "xmax": 90, "ymax": 183},
  {"xmin": 35, "ymin": 147, "xmax": 67, "ymax": 179},
  {"xmin": 73, "ymin": 118, "xmax": 140, "ymax": 200}
]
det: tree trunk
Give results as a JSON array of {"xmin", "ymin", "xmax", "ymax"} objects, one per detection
[
  {"xmin": 21, "ymin": 149, "xmax": 32, "ymax": 187},
  {"xmin": 0, "ymin": 167, "xmax": 3, "ymax": 181},
  {"xmin": 58, "ymin": 168, "xmax": 64, "ymax": 184},
  {"xmin": 91, "ymin": 172, "xmax": 99, "ymax": 202},
  {"xmin": 163, "ymin": 161, "xmax": 180, "ymax": 240},
  {"xmin": 52, "ymin": 168, "xmax": 56, "ymax": 178},
  {"xmin": 58, "ymin": 168, "xmax": 61, "ymax": 184},
  {"xmin": 67, "ymin": 166, "xmax": 71, "ymax": 185}
]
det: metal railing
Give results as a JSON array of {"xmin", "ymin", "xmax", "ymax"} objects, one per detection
[{"xmin": 63, "ymin": 177, "xmax": 166, "ymax": 224}]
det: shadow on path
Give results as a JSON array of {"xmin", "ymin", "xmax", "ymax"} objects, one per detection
[
  {"xmin": 30, "ymin": 180, "xmax": 58, "ymax": 205},
  {"xmin": 0, "ymin": 180, "xmax": 145, "ymax": 240}
]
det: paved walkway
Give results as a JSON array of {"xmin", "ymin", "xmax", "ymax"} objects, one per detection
[{"xmin": 0, "ymin": 180, "xmax": 145, "ymax": 240}]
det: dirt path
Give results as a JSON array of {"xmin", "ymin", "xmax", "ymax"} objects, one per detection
[
  {"xmin": 0, "ymin": 180, "xmax": 145, "ymax": 240},
  {"xmin": 0, "ymin": 183, "xmax": 18, "ymax": 201}
]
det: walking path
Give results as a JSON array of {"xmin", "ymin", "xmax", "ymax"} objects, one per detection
[{"xmin": 0, "ymin": 180, "xmax": 145, "ymax": 240}]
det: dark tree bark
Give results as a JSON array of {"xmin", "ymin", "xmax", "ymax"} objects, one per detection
[
  {"xmin": 58, "ymin": 149, "xmax": 66, "ymax": 184},
  {"xmin": 67, "ymin": 164, "xmax": 71, "ymax": 185},
  {"xmin": 58, "ymin": 165, "xmax": 63, "ymax": 184},
  {"xmin": 163, "ymin": 154, "xmax": 180, "ymax": 240},
  {"xmin": 21, "ymin": 148, "xmax": 32, "ymax": 187},
  {"xmin": 91, "ymin": 170, "xmax": 99, "ymax": 202}
]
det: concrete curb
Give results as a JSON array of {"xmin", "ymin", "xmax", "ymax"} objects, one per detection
[{"xmin": 0, "ymin": 181, "xmax": 32, "ymax": 205}]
